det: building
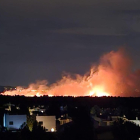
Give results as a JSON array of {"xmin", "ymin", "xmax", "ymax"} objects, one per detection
[
  {"xmin": 58, "ymin": 118, "xmax": 72, "ymax": 125},
  {"xmin": 3, "ymin": 103, "xmax": 15, "ymax": 111},
  {"xmin": 128, "ymin": 120, "xmax": 140, "ymax": 127},
  {"xmin": 29, "ymin": 106, "xmax": 46, "ymax": 115},
  {"xmin": 102, "ymin": 120, "xmax": 114, "ymax": 126},
  {"xmin": 92, "ymin": 116, "xmax": 117, "ymax": 127},
  {"xmin": 36, "ymin": 116, "xmax": 56, "ymax": 132},
  {"xmin": 3, "ymin": 114, "xmax": 56, "ymax": 132},
  {"xmin": 111, "ymin": 116, "xmax": 120, "ymax": 121},
  {"xmin": 3, "ymin": 114, "xmax": 26, "ymax": 130},
  {"xmin": 58, "ymin": 114, "xmax": 72, "ymax": 125}
]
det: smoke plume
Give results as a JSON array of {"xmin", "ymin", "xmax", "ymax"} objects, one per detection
[{"xmin": 2, "ymin": 49, "xmax": 140, "ymax": 97}]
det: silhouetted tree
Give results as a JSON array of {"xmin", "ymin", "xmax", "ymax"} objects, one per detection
[
  {"xmin": 60, "ymin": 106, "xmax": 95, "ymax": 140},
  {"xmin": 32, "ymin": 120, "xmax": 45, "ymax": 133},
  {"xmin": 90, "ymin": 105, "xmax": 101, "ymax": 116}
]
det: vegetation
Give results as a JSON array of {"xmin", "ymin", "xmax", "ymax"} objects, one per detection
[{"xmin": 113, "ymin": 118, "xmax": 140, "ymax": 140}]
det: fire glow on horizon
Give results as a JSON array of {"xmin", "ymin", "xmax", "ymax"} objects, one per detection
[{"xmin": 2, "ymin": 49, "xmax": 140, "ymax": 97}]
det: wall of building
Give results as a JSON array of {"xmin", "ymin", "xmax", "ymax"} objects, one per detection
[
  {"xmin": 36, "ymin": 116, "xmax": 56, "ymax": 132},
  {"xmin": 3, "ymin": 114, "xmax": 26, "ymax": 130},
  {"xmin": 59, "ymin": 118, "xmax": 72, "ymax": 125},
  {"xmin": 128, "ymin": 120, "xmax": 140, "ymax": 127}
]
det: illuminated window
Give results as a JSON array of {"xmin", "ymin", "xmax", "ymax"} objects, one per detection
[
  {"xmin": 39, "ymin": 121, "xmax": 43, "ymax": 125},
  {"xmin": 9, "ymin": 121, "xmax": 13, "ymax": 125}
]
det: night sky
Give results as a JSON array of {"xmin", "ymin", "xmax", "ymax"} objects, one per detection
[{"xmin": 0, "ymin": 0, "xmax": 140, "ymax": 86}]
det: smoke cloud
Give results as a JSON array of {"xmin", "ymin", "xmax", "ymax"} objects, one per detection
[{"xmin": 2, "ymin": 48, "xmax": 140, "ymax": 97}]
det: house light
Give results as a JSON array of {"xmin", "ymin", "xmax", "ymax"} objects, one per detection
[{"xmin": 51, "ymin": 128, "xmax": 54, "ymax": 132}]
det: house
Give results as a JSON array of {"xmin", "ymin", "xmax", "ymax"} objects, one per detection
[
  {"xmin": 36, "ymin": 116, "xmax": 56, "ymax": 132},
  {"xmin": 102, "ymin": 120, "xmax": 114, "ymax": 126},
  {"xmin": 3, "ymin": 103, "xmax": 15, "ymax": 111},
  {"xmin": 58, "ymin": 114, "xmax": 72, "ymax": 125},
  {"xmin": 3, "ymin": 114, "xmax": 26, "ymax": 130},
  {"xmin": 92, "ymin": 116, "xmax": 115, "ymax": 127},
  {"xmin": 58, "ymin": 118, "xmax": 72, "ymax": 125},
  {"xmin": 29, "ymin": 106, "xmax": 46, "ymax": 115},
  {"xmin": 111, "ymin": 116, "xmax": 120, "ymax": 121}
]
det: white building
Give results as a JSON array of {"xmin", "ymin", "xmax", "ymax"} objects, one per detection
[
  {"xmin": 128, "ymin": 120, "xmax": 140, "ymax": 127},
  {"xmin": 36, "ymin": 116, "xmax": 56, "ymax": 132},
  {"xmin": 3, "ymin": 114, "xmax": 26, "ymax": 130}
]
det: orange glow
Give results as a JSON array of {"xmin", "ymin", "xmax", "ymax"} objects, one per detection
[
  {"xmin": 2, "ymin": 49, "xmax": 140, "ymax": 97},
  {"xmin": 88, "ymin": 86, "xmax": 110, "ymax": 97}
]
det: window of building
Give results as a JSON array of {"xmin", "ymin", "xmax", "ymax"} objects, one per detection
[
  {"xmin": 39, "ymin": 121, "xmax": 43, "ymax": 125},
  {"xmin": 9, "ymin": 121, "xmax": 13, "ymax": 125}
]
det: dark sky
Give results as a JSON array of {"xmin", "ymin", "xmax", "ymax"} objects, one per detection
[{"xmin": 0, "ymin": 0, "xmax": 140, "ymax": 86}]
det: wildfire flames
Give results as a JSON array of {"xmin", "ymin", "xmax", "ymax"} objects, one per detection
[{"xmin": 2, "ymin": 49, "xmax": 140, "ymax": 97}]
